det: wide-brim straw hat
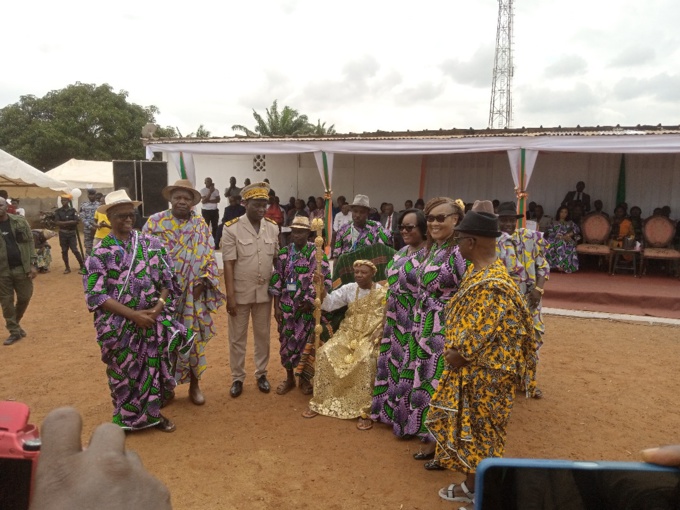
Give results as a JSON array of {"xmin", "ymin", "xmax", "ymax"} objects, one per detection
[
  {"xmin": 290, "ymin": 216, "xmax": 311, "ymax": 230},
  {"xmin": 162, "ymin": 179, "xmax": 202, "ymax": 206},
  {"xmin": 351, "ymin": 194, "xmax": 370, "ymax": 209},
  {"xmin": 97, "ymin": 189, "xmax": 142, "ymax": 215}
]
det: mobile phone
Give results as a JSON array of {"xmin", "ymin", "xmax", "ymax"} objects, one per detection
[
  {"xmin": 0, "ymin": 401, "xmax": 41, "ymax": 510},
  {"xmin": 475, "ymin": 457, "xmax": 680, "ymax": 509}
]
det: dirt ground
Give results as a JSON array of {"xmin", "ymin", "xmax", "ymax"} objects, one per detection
[{"xmin": 3, "ymin": 255, "xmax": 680, "ymax": 510}]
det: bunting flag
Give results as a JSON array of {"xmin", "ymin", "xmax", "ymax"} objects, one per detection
[
  {"xmin": 616, "ymin": 154, "xmax": 626, "ymax": 206},
  {"xmin": 169, "ymin": 152, "xmax": 196, "ymax": 185},
  {"xmin": 314, "ymin": 151, "xmax": 334, "ymax": 252}
]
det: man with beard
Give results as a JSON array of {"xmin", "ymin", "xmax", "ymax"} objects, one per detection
[{"xmin": 222, "ymin": 182, "xmax": 279, "ymax": 398}]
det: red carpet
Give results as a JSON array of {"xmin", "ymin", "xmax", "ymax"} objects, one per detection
[{"xmin": 543, "ymin": 269, "xmax": 680, "ymax": 319}]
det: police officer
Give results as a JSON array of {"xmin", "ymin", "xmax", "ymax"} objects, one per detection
[{"xmin": 222, "ymin": 182, "xmax": 279, "ymax": 398}]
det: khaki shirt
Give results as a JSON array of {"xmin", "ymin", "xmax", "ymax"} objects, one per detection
[{"xmin": 222, "ymin": 215, "xmax": 279, "ymax": 304}]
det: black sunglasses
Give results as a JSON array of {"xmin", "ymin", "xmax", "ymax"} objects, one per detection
[
  {"xmin": 398, "ymin": 224, "xmax": 416, "ymax": 232},
  {"xmin": 426, "ymin": 212, "xmax": 457, "ymax": 223},
  {"xmin": 111, "ymin": 212, "xmax": 136, "ymax": 220}
]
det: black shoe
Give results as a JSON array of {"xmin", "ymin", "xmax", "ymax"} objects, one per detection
[
  {"xmin": 19, "ymin": 329, "xmax": 26, "ymax": 338},
  {"xmin": 230, "ymin": 380, "xmax": 243, "ymax": 398},
  {"xmin": 3, "ymin": 334, "xmax": 22, "ymax": 346},
  {"xmin": 257, "ymin": 376, "xmax": 271, "ymax": 393},
  {"xmin": 413, "ymin": 450, "xmax": 436, "ymax": 460}
]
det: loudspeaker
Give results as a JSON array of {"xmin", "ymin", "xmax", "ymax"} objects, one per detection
[{"xmin": 112, "ymin": 160, "xmax": 168, "ymax": 219}]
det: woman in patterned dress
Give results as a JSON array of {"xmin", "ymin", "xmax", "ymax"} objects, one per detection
[
  {"xmin": 408, "ymin": 198, "xmax": 466, "ymax": 462},
  {"xmin": 545, "ymin": 206, "xmax": 580, "ymax": 273},
  {"xmin": 370, "ymin": 209, "xmax": 427, "ymax": 435},
  {"xmin": 83, "ymin": 191, "xmax": 193, "ymax": 433}
]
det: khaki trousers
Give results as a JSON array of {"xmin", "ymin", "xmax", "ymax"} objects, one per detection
[{"xmin": 228, "ymin": 301, "xmax": 272, "ymax": 382}]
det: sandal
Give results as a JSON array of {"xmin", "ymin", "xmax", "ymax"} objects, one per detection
[
  {"xmin": 155, "ymin": 415, "xmax": 176, "ymax": 433},
  {"xmin": 302, "ymin": 408, "xmax": 318, "ymax": 419},
  {"xmin": 424, "ymin": 459, "xmax": 445, "ymax": 471},
  {"xmin": 276, "ymin": 379, "xmax": 295, "ymax": 395},
  {"xmin": 356, "ymin": 417, "xmax": 373, "ymax": 431},
  {"xmin": 532, "ymin": 388, "xmax": 544, "ymax": 399},
  {"xmin": 438, "ymin": 481, "xmax": 474, "ymax": 503},
  {"xmin": 299, "ymin": 380, "xmax": 313, "ymax": 395},
  {"xmin": 413, "ymin": 450, "xmax": 435, "ymax": 460}
]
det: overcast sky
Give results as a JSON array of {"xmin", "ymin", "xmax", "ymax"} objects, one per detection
[{"xmin": 2, "ymin": 0, "xmax": 679, "ymax": 136}]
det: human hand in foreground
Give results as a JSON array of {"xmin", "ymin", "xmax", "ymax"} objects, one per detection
[
  {"xmin": 642, "ymin": 445, "xmax": 680, "ymax": 466},
  {"xmin": 30, "ymin": 407, "xmax": 171, "ymax": 510},
  {"xmin": 131, "ymin": 310, "xmax": 157, "ymax": 328},
  {"xmin": 444, "ymin": 348, "xmax": 469, "ymax": 369}
]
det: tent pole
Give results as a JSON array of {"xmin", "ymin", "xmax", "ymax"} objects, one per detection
[{"xmin": 517, "ymin": 148, "xmax": 527, "ymax": 228}]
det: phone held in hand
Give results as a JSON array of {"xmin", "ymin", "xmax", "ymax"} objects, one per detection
[
  {"xmin": 0, "ymin": 401, "xmax": 41, "ymax": 510},
  {"xmin": 475, "ymin": 457, "xmax": 680, "ymax": 509}
]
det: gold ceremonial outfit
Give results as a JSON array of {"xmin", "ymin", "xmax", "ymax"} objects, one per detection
[{"xmin": 309, "ymin": 282, "xmax": 387, "ymax": 419}]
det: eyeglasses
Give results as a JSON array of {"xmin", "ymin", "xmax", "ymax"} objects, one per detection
[
  {"xmin": 426, "ymin": 212, "xmax": 457, "ymax": 223},
  {"xmin": 398, "ymin": 224, "xmax": 416, "ymax": 232},
  {"xmin": 111, "ymin": 212, "xmax": 136, "ymax": 220}
]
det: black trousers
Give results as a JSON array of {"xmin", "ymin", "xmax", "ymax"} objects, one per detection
[
  {"xmin": 59, "ymin": 232, "xmax": 84, "ymax": 269},
  {"xmin": 202, "ymin": 209, "xmax": 220, "ymax": 242}
]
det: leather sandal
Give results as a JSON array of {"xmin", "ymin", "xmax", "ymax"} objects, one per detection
[
  {"xmin": 438, "ymin": 481, "xmax": 474, "ymax": 503},
  {"xmin": 155, "ymin": 415, "xmax": 176, "ymax": 433},
  {"xmin": 424, "ymin": 459, "xmax": 445, "ymax": 471}
]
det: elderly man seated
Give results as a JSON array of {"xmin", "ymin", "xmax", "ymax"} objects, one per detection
[{"xmin": 300, "ymin": 260, "xmax": 387, "ymax": 431}]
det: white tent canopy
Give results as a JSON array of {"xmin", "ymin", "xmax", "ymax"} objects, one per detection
[
  {"xmin": 0, "ymin": 149, "xmax": 69, "ymax": 198},
  {"xmin": 146, "ymin": 130, "xmax": 680, "ymax": 218},
  {"xmin": 46, "ymin": 158, "xmax": 114, "ymax": 189}
]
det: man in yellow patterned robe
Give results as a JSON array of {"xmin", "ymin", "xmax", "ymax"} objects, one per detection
[{"xmin": 425, "ymin": 202, "xmax": 538, "ymax": 506}]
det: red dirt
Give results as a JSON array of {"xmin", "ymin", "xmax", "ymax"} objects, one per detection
[{"xmin": 3, "ymin": 256, "xmax": 680, "ymax": 510}]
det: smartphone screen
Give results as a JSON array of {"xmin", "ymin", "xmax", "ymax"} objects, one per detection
[
  {"xmin": 476, "ymin": 459, "xmax": 680, "ymax": 510},
  {"xmin": 0, "ymin": 457, "xmax": 32, "ymax": 510}
]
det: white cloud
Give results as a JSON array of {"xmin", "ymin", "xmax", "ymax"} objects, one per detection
[{"xmin": 1, "ymin": 0, "xmax": 679, "ymax": 134}]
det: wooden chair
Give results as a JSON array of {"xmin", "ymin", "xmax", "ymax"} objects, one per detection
[
  {"xmin": 576, "ymin": 213, "xmax": 612, "ymax": 270},
  {"xmin": 640, "ymin": 216, "xmax": 680, "ymax": 276}
]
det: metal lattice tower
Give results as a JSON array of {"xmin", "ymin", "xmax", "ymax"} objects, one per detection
[{"xmin": 488, "ymin": 0, "xmax": 514, "ymax": 129}]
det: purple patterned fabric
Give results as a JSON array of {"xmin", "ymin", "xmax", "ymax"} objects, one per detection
[
  {"xmin": 269, "ymin": 242, "xmax": 331, "ymax": 370},
  {"xmin": 83, "ymin": 231, "xmax": 193, "ymax": 430},
  {"xmin": 405, "ymin": 240, "xmax": 466, "ymax": 438},
  {"xmin": 370, "ymin": 246, "xmax": 426, "ymax": 434}
]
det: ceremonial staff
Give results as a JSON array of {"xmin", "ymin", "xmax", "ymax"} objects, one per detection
[{"xmin": 311, "ymin": 217, "xmax": 325, "ymax": 355}]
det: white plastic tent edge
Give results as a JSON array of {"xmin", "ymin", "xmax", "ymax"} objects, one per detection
[
  {"xmin": 0, "ymin": 149, "xmax": 70, "ymax": 198},
  {"xmin": 145, "ymin": 132, "xmax": 680, "ymax": 217}
]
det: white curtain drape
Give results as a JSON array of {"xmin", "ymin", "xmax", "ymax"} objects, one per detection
[
  {"xmin": 424, "ymin": 152, "xmax": 517, "ymax": 204},
  {"xmin": 624, "ymin": 154, "xmax": 680, "ymax": 216}
]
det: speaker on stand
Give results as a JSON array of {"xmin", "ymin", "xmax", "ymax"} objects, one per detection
[{"xmin": 112, "ymin": 160, "xmax": 168, "ymax": 226}]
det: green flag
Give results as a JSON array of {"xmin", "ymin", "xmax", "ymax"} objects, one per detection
[{"xmin": 616, "ymin": 154, "xmax": 626, "ymax": 206}]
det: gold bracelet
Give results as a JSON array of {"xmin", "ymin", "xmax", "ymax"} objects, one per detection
[{"xmin": 535, "ymin": 287, "xmax": 544, "ymax": 295}]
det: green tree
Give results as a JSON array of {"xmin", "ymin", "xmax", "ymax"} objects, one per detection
[
  {"xmin": 232, "ymin": 100, "xmax": 313, "ymax": 137},
  {"xmin": 187, "ymin": 124, "xmax": 211, "ymax": 138},
  {"xmin": 310, "ymin": 119, "xmax": 336, "ymax": 135},
  {"xmin": 0, "ymin": 82, "xmax": 161, "ymax": 170}
]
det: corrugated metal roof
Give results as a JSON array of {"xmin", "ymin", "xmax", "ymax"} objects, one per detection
[{"xmin": 143, "ymin": 125, "xmax": 680, "ymax": 145}]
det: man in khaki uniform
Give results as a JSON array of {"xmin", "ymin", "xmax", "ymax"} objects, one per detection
[{"xmin": 222, "ymin": 182, "xmax": 279, "ymax": 398}]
